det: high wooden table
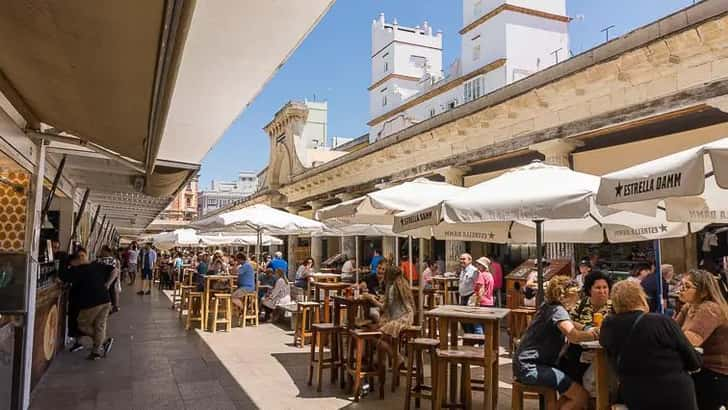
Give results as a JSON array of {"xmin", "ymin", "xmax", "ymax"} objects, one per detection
[
  {"xmin": 202, "ymin": 275, "xmax": 236, "ymax": 330},
  {"xmin": 332, "ymin": 294, "xmax": 373, "ymax": 329},
  {"xmin": 431, "ymin": 276, "xmax": 459, "ymax": 305},
  {"xmin": 314, "ymin": 282, "xmax": 351, "ymax": 323},
  {"xmin": 579, "ymin": 341, "xmax": 611, "ymax": 410},
  {"xmin": 311, "ymin": 273, "xmax": 341, "ymax": 283},
  {"xmin": 425, "ymin": 305, "xmax": 510, "ymax": 410}
]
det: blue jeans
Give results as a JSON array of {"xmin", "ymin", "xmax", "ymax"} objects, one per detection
[{"xmin": 459, "ymin": 296, "xmax": 484, "ymax": 335}]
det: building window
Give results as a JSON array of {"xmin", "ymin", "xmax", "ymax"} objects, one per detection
[
  {"xmin": 410, "ymin": 55, "xmax": 427, "ymax": 70},
  {"xmin": 429, "ymin": 107, "xmax": 436, "ymax": 118},
  {"xmin": 472, "ymin": 44, "xmax": 480, "ymax": 62},
  {"xmin": 185, "ymin": 196, "xmax": 192, "ymax": 208},
  {"xmin": 207, "ymin": 199, "xmax": 217, "ymax": 207},
  {"xmin": 464, "ymin": 76, "xmax": 485, "ymax": 103},
  {"xmin": 448, "ymin": 99, "xmax": 457, "ymax": 110}
]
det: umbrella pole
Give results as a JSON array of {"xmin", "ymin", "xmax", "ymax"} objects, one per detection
[
  {"xmin": 355, "ymin": 235, "xmax": 360, "ymax": 288},
  {"xmin": 654, "ymin": 239, "xmax": 664, "ymax": 314},
  {"xmin": 414, "ymin": 235, "xmax": 424, "ymax": 326},
  {"xmin": 535, "ymin": 219, "xmax": 545, "ymax": 306},
  {"xmin": 408, "ymin": 236, "xmax": 413, "ymax": 288}
]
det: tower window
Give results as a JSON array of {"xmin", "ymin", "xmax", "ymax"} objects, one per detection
[
  {"xmin": 382, "ymin": 95, "xmax": 388, "ymax": 106},
  {"xmin": 472, "ymin": 44, "xmax": 481, "ymax": 61},
  {"xmin": 384, "ymin": 61, "xmax": 389, "ymax": 72}
]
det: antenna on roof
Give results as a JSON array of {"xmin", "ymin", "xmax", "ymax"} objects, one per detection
[
  {"xmin": 550, "ymin": 48, "xmax": 563, "ymax": 64},
  {"xmin": 601, "ymin": 25, "xmax": 615, "ymax": 42}
]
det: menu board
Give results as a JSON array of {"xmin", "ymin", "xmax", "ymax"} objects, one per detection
[{"xmin": 0, "ymin": 253, "xmax": 28, "ymax": 313}]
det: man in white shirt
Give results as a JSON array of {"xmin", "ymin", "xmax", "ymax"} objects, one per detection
[
  {"xmin": 458, "ymin": 253, "xmax": 482, "ymax": 334},
  {"xmin": 341, "ymin": 255, "xmax": 355, "ymax": 283}
]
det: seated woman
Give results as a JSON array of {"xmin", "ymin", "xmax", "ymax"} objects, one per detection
[
  {"xmin": 560, "ymin": 271, "xmax": 613, "ymax": 392},
  {"xmin": 675, "ymin": 269, "xmax": 728, "ymax": 410},
  {"xmin": 262, "ymin": 268, "xmax": 291, "ymax": 322},
  {"xmin": 421, "ymin": 259, "xmax": 438, "ymax": 288},
  {"xmin": 294, "ymin": 257, "xmax": 315, "ymax": 289},
  {"xmin": 600, "ymin": 280, "xmax": 702, "ymax": 410},
  {"xmin": 364, "ymin": 265, "xmax": 414, "ymax": 364},
  {"xmin": 513, "ymin": 275, "xmax": 596, "ymax": 410}
]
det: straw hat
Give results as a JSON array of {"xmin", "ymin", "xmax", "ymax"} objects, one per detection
[{"xmin": 474, "ymin": 257, "xmax": 491, "ymax": 269}]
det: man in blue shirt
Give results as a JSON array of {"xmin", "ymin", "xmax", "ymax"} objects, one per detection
[
  {"xmin": 137, "ymin": 243, "xmax": 157, "ymax": 295},
  {"xmin": 366, "ymin": 249, "xmax": 384, "ymax": 293},
  {"xmin": 269, "ymin": 251, "xmax": 288, "ymax": 280},
  {"xmin": 232, "ymin": 253, "xmax": 256, "ymax": 312}
]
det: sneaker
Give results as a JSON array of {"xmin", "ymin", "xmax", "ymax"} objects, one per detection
[
  {"xmin": 86, "ymin": 352, "xmax": 102, "ymax": 361},
  {"xmin": 102, "ymin": 337, "xmax": 114, "ymax": 356},
  {"xmin": 69, "ymin": 343, "xmax": 84, "ymax": 353},
  {"xmin": 136, "ymin": 290, "xmax": 144, "ymax": 295},
  {"xmin": 361, "ymin": 383, "xmax": 370, "ymax": 396},
  {"xmin": 110, "ymin": 306, "xmax": 120, "ymax": 315},
  {"xmin": 144, "ymin": 290, "xmax": 151, "ymax": 295}
]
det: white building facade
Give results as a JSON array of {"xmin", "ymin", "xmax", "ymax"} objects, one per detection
[
  {"xmin": 369, "ymin": 0, "xmax": 569, "ymax": 141},
  {"xmin": 198, "ymin": 171, "xmax": 258, "ymax": 215}
]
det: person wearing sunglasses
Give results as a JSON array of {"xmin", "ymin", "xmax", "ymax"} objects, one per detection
[{"xmin": 676, "ymin": 269, "xmax": 728, "ymax": 410}]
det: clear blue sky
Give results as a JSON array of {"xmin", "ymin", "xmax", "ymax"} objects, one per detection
[{"xmin": 199, "ymin": 0, "xmax": 695, "ymax": 189}]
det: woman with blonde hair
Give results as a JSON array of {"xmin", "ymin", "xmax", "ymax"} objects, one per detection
[
  {"xmin": 513, "ymin": 276, "xmax": 597, "ymax": 410},
  {"xmin": 600, "ymin": 280, "xmax": 701, "ymax": 410},
  {"xmin": 676, "ymin": 269, "xmax": 728, "ymax": 410}
]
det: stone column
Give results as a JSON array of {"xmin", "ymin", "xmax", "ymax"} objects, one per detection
[
  {"xmin": 439, "ymin": 166, "xmax": 468, "ymax": 272},
  {"xmin": 529, "ymin": 139, "xmax": 584, "ymax": 261},
  {"xmin": 307, "ymin": 200, "xmax": 324, "ymax": 268}
]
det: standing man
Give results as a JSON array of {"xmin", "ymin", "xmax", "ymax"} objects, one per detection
[
  {"xmin": 457, "ymin": 253, "xmax": 479, "ymax": 333},
  {"xmin": 137, "ymin": 243, "xmax": 157, "ymax": 295},
  {"xmin": 66, "ymin": 249, "xmax": 118, "ymax": 360}
]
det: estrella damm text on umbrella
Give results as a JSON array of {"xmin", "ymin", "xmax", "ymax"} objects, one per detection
[{"xmin": 615, "ymin": 172, "xmax": 682, "ymax": 197}]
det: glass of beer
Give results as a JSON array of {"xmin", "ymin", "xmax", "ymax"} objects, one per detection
[{"xmin": 593, "ymin": 312, "xmax": 604, "ymax": 327}]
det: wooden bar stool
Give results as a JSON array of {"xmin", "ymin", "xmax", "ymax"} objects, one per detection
[
  {"xmin": 171, "ymin": 275, "xmax": 182, "ymax": 309},
  {"xmin": 347, "ymin": 329, "xmax": 385, "ymax": 402},
  {"xmin": 185, "ymin": 291, "xmax": 204, "ymax": 330},
  {"xmin": 512, "ymin": 381, "xmax": 558, "ymax": 410},
  {"xmin": 178, "ymin": 284, "xmax": 196, "ymax": 319},
  {"xmin": 434, "ymin": 346, "xmax": 483, "ymax": 410},
  {"xmin": 461, "ymin": 333, "xmax": 485, "ymax": 346},
  {"xmin": 295, "ymin": 301, "xmax": 320, "ymax": 347},
  {"xmin": 404, "ymin": 338, "xmax": 440, "ymax": 410},
  {"xmin": 210, "ymin": 293, "xmax": 232, "ymax": 332},
  {"xmin": 307, "ymin": 323, "xmax": 341, "ymax": 392},
  {"xmin": 236, "ymin": 292, "xmax": 259, "ymax": 328},
  {"xmin": 392, "ymin": 326, "xmax": 422, "ymax": 392}
]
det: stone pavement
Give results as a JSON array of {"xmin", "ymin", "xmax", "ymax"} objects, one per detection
[{"xmin": 30, "ymin": 287, "xmax": 537, "ymax": 410}]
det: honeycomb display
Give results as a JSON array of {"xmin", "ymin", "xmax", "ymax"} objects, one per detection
[{"xmin": 0, "ymin": 171, "xmax": 28, "ymax": 253}]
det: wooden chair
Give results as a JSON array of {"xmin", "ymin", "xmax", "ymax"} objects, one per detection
[
  {"xmin": 210, "ymin": 293, "xmax": 232, "ymax": 332},
  {"xmin": 307, "ymin": 323, "xmax": 341, "ymax": 392},
  {"xmin": 185, "ymin": 291, "xmax": 204, "ymax": 330},
  {"xmin": 404, "ymin": 338, "xmax": 440, "ymax": 410},
  {"xmin": 294, "ymin": 301, "xmax": 320, "ymax": 347},
  {"xmin": 511, "ymin": 381, "xmax": 558, "ymax": 410},
  {"xmin": 346, "ymin": 329, "xmax": 385, "ymax": 401}
]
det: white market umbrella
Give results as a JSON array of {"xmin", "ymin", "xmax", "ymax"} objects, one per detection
[
  {"xmin": 151, "ymin": 229, "xmax": 201, "ymax": 251},
  {"xmin": 193, "ymin": 204, "xmax": 326, "ymax": 270},
  {"xmin": 597, "ymin": 137, "xmax": 728, "ymax": 223},
  {"xmin": 198, "ymin": 234, "xmax": 283, "ymax": 247},
  {"xmin": 316, "ymin": 178, "xmax": 466, "ymax": 323},
  {"xmin": 394, "ymin": 162, "xmax": 702, "ymax": 304}
]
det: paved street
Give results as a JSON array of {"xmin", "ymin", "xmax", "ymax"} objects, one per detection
[{"xmin": 30, "ymin": 288, "xmax": 535, "ymax": 410}]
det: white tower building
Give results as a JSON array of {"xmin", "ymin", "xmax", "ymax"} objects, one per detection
[
  {"xmin": 368, "ymin": 1, "xmax": 569, "ymax": 142},
  {"xmin": 369, "ymin": 13, "xmax": 443, "ymax": 138}
]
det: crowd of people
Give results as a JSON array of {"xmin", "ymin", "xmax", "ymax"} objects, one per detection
[{"xmin": 512, "ymin": 257, "xmax": 728, "ymax": 410}]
